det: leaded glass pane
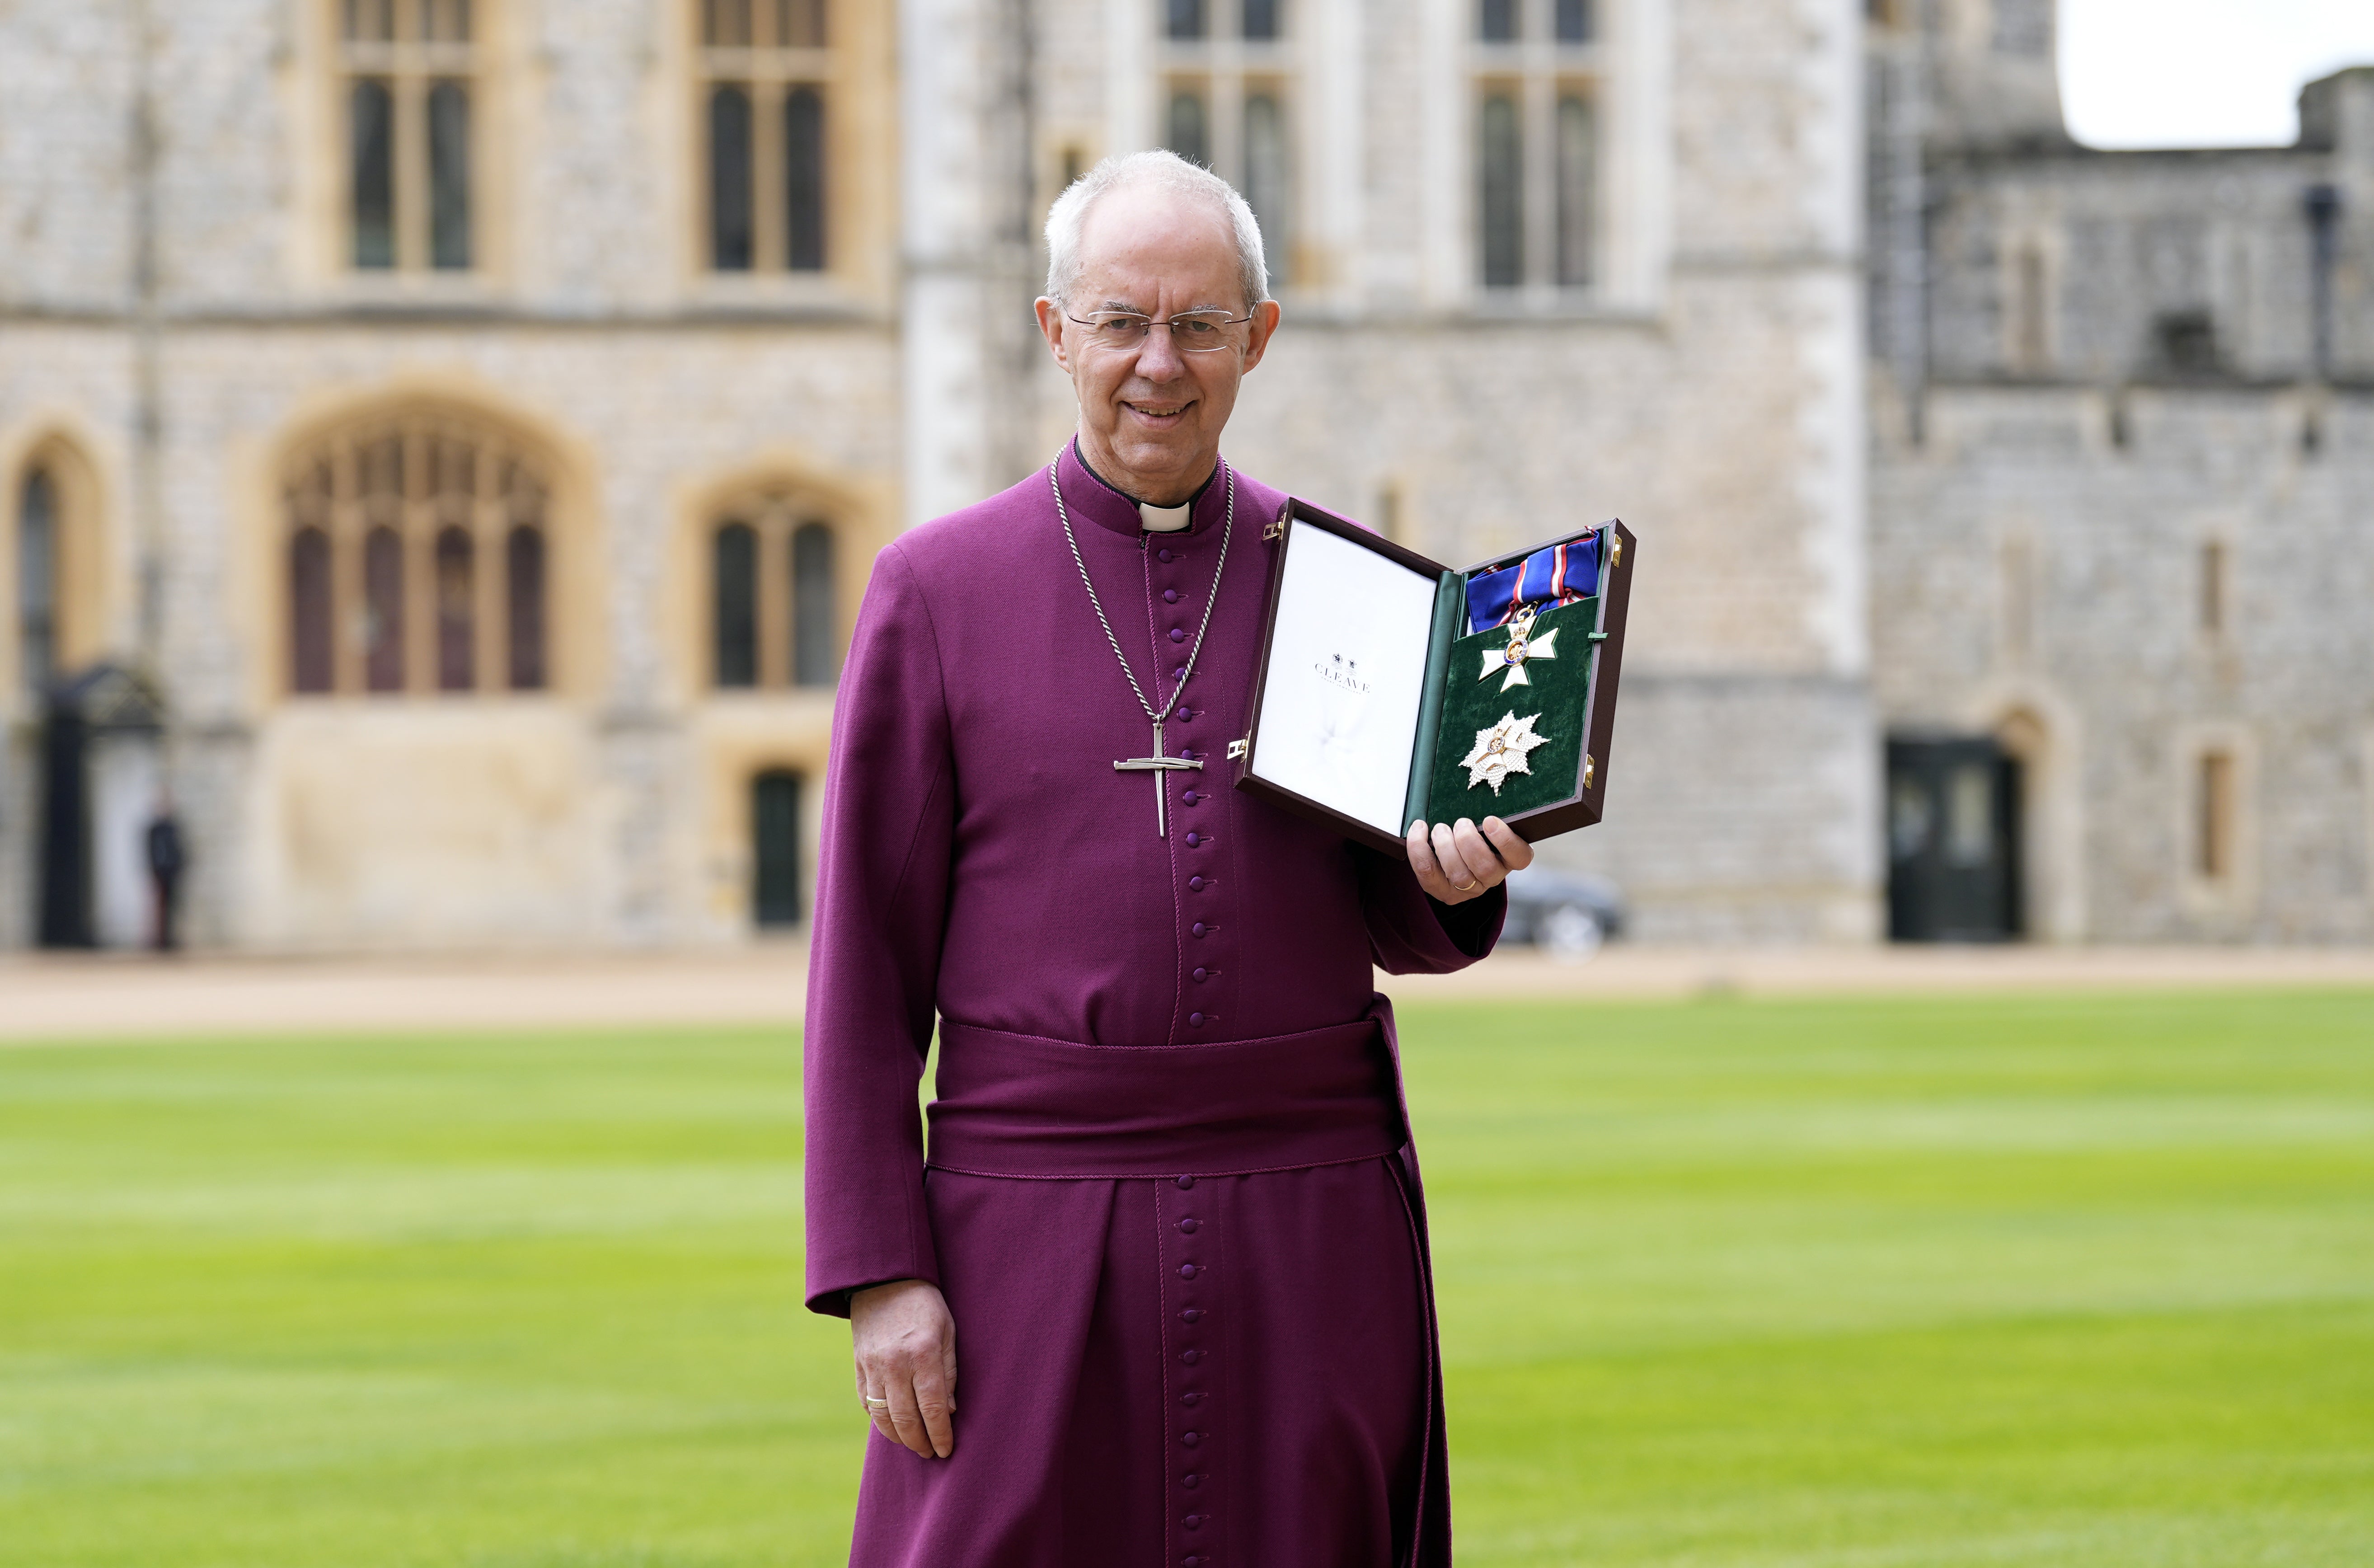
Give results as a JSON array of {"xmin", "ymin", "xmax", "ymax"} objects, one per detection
[
  {"xmin": 1480, "ymin": 0, "xmax": 1516, "ymax": 42},
  {"xmin": 778, "ymin": 0, "xmax": 826, "ymax": 47},
  {"xmin": 1167, "ymin": 87, "xmax": 1210, "ymax": 168},
  {"xmin": 1479, "ymin": 90, "xmax": 1523, "ymax": 286},
  {"xmin": 709, "ymin": 85, "xmax": 755, "ymax": 270},
  {"xmin": 420, "ymin": 0, "xmax": 470, "ymax": 42},
  {"xmin": 428, "ymin": 80, "xmax": 472, "ymax": 270},
  {"xmin": 345, "ymin": 0, "xmax": 393, "ymax": 42},
  {"xmin": 785, "ymin": 86, "xmax": 827, "ymax": 271},
  {"xmin": 1555, "ymin": 92, "xmax": 1595, "ymax": 286},
  {"xmin": 18, "ymin": 468, "xmax": 56, "ymax": 695},
  {"xmin": 705, "ymin": 0, "xmax": 752, "ymax": 47},
  {"xmin": 1167, "ymin": 0, "xmax": 1206, "ymax": 40},
  {"xmin": 351, "ymin": 78, "xmax": 396, "ymax": 268},
  {"xmin": 363, "ymin": 526, "xmax": 406, "ymax": 692},
  {"xmin": 290, "ymin": 526, "xmax": 334, "ymax": 694},
  {"xmin": 1556, "ymin": 0, "xmax": 1590, "ymax": 42},
  {"xmin": 791, "ymin": 521, "xmax": 836, "ymax": 687},
  {"xmin": 1243, "ymin": 0, "xmax": 1281, "ymax": 39},
  {"xmin": 506, "ymin": 524, "xmax": 548, "ymax": 691},
  {"xmin": 714, "ymin": 522, "xmax": 758, "ymax": 688},
  {"xmin": 752, "ymin": 770, "xmax": 803, "ymax": 925},
  {"xmin": 435, "ymin": 526, "xmax": 475, "ymax": 691},
  {"xmin": 1243, "ymin": 91, "xmax": 1289, "ymax": 279}
]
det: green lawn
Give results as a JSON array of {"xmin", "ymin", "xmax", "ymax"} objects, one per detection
[{"xmin": 2, "ymin": 992, "xmax": 2370, "ymax": 1567}]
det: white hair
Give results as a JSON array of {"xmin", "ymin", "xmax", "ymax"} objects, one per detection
[{"xmin": 1043, "ymin": 150, "xmax": 1270, "ymax": 311}]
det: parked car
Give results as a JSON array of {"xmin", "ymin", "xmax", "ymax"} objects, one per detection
[{"xmin": 1499, "ymin": 865, "xmax": 1626, "ymax": 963}]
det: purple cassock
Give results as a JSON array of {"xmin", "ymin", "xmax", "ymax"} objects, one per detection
[{"xmin": 804, "ymin": 440, "xmax": 1505, "ymax": 1568}]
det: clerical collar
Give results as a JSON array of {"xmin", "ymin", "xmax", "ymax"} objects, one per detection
[{"xmin": 1071, "ymin": 439, "xmax": 1215, "ymax": 534}]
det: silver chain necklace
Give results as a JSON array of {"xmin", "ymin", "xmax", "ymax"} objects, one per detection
[{"xmin": 1051, "ymin": 452, "xmax": 1234, "ymax": 838}]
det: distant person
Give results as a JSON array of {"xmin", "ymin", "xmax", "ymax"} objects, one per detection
[
  {"xmin": 804, "ymin": 150, "xmax": 1530, "ymax": 1565},
  {"xmin": 145, "ymin": 796, "xmax": 185, "ymax": 952}
]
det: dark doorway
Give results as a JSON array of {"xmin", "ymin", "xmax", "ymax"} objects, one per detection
[
  {"xmin": 751, "ymin": 769, "xmax": 804, "ymax": 928},
  {"xmin": 1886, "ymin": 737, "xmax": 2022, "ymax": 941},
  {"xmin": 35, "ymin": 692, "xmax": 93, "ymax": 948}
]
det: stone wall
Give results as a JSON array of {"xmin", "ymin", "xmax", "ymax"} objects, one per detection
[
  {"xmin": 1870, "ymin": 31, "xmax": 2374, "ymax": 941},
  {"xmin": 2, "ymin": 0, "xmax": 1878, "ymax": 949}
]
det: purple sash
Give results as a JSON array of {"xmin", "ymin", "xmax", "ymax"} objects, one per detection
[{"xmin": 925, "ymin": 1016, "xmax": 1405, "ymax": 1179}]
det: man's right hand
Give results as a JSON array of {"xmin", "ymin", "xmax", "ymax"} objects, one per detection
[{"xmin": 850, "ymin": 1278, "xmax": 958, "ymax": 1459}]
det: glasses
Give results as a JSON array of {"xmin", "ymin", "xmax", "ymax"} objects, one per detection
[{"xmin": 1065, "ymin": 310, "xmax": 1255, "ymax": 353}]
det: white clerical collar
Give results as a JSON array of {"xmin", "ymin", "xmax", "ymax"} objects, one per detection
[{"xmin": 1139, "ymin": 500, "xmax": 1193, "ymax": 533}]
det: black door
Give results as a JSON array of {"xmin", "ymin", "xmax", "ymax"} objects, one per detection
[
  {"xmin": 751, "ymin": 770, "xmax": 804, "ymax": 928},
  {"xmin": 1886, "ymin": 737, "xmax": 2022, "ymax": 942},
  {"xmin": 35, "ymin": 695, "xmax": 93, "ymax": 948}
]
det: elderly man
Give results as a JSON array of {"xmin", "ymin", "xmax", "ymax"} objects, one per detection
[{"xmin": 805, "ymin": 150, "xmax": 1531, "ymax": 1567}]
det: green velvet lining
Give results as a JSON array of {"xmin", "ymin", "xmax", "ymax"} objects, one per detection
[
  {"xmin": 1400, "ymin": 571, "xmax": 1469, "ymax": 832},
  {"xmin": 1425, "ymin": 597, "xmax": 1598, "ymax": 821}
]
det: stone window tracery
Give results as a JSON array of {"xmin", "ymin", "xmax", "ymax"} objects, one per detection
[
  {"xmin": 700, "ymin": 0, "xmax": 832, "ymax": 272},
  {"xmin": 709, "ymin": 496, "xmax": 839, "ymax": 690},
  {"xmin": 1156, "ymin": 0, "xmax": 1295, "ymax": 285},
  {"xmin": 1473, "ymin": 0, "xmax": 1598, "ymax": 294},
  {"xmin": 283, "ymin": 414, "xmax": 551, "ymax": 696},
  {"xmin": 339, "ymin": 0, "xmax": 479, "ymax": 271}
]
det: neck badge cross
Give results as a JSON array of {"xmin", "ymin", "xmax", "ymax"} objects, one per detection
[
  {"xmin": 1113, "ymin": 718, "xmax": 1205, "ymax": 838},
  {"xmin": 1481, "ymin": 606, "xmax": 1560, "ymax": 691}
]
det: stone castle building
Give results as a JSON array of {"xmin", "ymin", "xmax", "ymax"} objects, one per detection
[
  {"xmin": 1869, "ymin": 5, "xmax": 2374, "ymax": 943},
  {"xmin": 0, "ymin": 0, "xmax": 2360, "ymax": 951}
]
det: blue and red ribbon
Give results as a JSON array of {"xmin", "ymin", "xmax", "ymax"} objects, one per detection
[{"xmin": 1464, "ymin": 534, "xmax": 1601, "ymax": 634}]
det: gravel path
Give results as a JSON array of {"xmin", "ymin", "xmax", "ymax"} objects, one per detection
[{"xmin": 8, "ymin": 939, "xmax": 2374, "ymax": 1043}]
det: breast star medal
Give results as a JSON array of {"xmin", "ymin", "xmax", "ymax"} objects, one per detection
[
  {"xmin": 1480, "ymin": 606, "xmax": 1559, "ymax": 691},
  {"xmin": 1461, "ymin": 710, "xmax": 1551, "ymax": 795}
]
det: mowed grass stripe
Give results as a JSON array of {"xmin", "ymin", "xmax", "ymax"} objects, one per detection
[{"xmin": 1, "ymin": 993, "xmax": 2369, "ymax": 1566}]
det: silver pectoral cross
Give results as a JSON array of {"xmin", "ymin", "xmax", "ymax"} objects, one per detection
[{"xmin": 1113, "ymin": 719, "xmax": 1205, "ymax": 838}]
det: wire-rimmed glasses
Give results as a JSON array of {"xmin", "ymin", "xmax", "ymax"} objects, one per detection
[{"xmin": 1064, "ymin": 310, "xmax": 1257, "ymax": 353}]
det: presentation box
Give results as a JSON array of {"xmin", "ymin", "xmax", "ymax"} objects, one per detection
[{"xmin": 1227, "ymin": 501, "xmax": 1636, "ymax": 854}]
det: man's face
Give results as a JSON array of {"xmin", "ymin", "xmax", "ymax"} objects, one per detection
[{"xmin": 1035, "ymin": 184, "xmax": 1282, "ymax": 505}]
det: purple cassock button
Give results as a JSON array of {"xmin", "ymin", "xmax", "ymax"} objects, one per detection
[
  {"xmin": 1182, "ymin": 789, "xmax": 1199, "ymax": 804},
  {"xmin": 1184, "ymin": 1515, "xmax": 1204, "ymax": 1530},
  {"xmin": 1181, "ymin": 1308, "xmax": 1202, "ymax": 1323},
  {"xmin": 1181, "ymin": 1430, "xmax": 1201, "ymax": 1446},
  {"xmin": 1190, "ymin": 921, "xmax": 1207, "ymax": 936},
  {"xmin": 1188, "ymin": 1012, "xmax": 1205, "ymax": 1026},
  {"xmin": 1182, "ymin": 1472, "xmax": 1202, "ymax": 1488},
  {"xmin": 1173, "ymin": 666, "xmax": 1188, "ymax": 680},
  {"xmin": 1168, "ymin": 627, "xmax": 1187, "ymax": 643},
  {"xmin": 1158, "ymin": 548, "xmax": 1175, "ymax": 563},
  {"xmin": 1185, "ymin": 831, "xmax": 1202, "ymax": 847},
  {"xmin": 1179, "ymin": 1217, "xmax": 1199, "ymax": 1233},
  {"xmin": 1189, "ymin": 875, "xmax": 1205, "ymax": 890},
  {"xmin": 1181, "ymin": 1389, "xmax": 1203, "ymax": 1403},
  {"xmin": 1179, "ymin": 1266, "xmax": 1200, "ymax": 1282},
  {"xmin": 1181, "ymin": 1346, "xmax": 1201, "ymax": 1362},
  {"xmin": 1178, "ymin": 706, "xmax": 1194, "ymax": 721},
  {"xmin": 1192, "ymin": 966, "xmax": 1209, "ymax": 981},
  {"xmin": 1177, "ymin": 1175, "xmax": 1195, "ymax": 1189},
  {"xmin": 1164, "ymin": 588, "xmax": 1180, "ymax": 603}
]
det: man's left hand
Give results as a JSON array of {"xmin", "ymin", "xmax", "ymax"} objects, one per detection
[{"xmin": 1407, "ymin": 816, "xmax": 1531, "ymax": 905}]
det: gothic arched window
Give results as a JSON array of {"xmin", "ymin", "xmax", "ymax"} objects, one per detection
[
  {"xmin": 340, "ymin": 0, "xmax": 479, "ymax": 271},
  {"xmin": 700, "ymin": 0, "xmax": 831, "ymax": 273},
  {"xmin": 708, "ymin": 495, "xmax": 839, "ymax": 690},
  {"xmin": 283, "ymin": 413, "xmax": 553, "ymax": 696}
]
